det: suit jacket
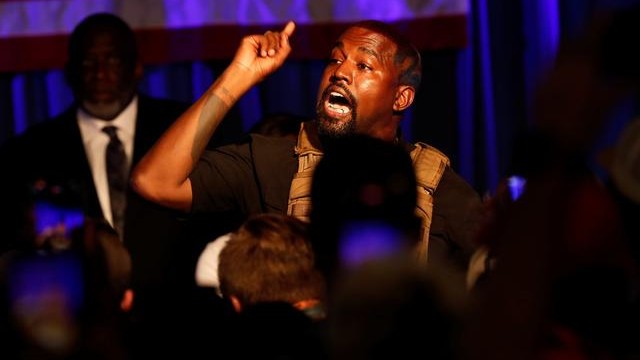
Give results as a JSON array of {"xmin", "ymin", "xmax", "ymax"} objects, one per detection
[{"xmin": 2, "ymin": 94, "xmax": 190, "ymax": 300}]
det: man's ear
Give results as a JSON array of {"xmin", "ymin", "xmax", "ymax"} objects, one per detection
[{"xmin": 393, "ymin": 85, "xmax": 415, "ymax": 112}]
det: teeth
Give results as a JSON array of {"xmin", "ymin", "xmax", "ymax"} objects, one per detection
[
  {"xmin": 330, "ymin": 91, "xmax": 345, "ymax": 98},
  {"xmin": 327, "ymin": 102, "xmax": 348, "ymax": 114}
]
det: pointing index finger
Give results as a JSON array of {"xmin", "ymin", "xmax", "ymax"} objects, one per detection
[{"xmin": 282, "ymin": 21, "xmax": 296, "ymax": 38}]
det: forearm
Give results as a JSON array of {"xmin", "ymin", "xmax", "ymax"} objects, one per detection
[
  {"xmin": 191, "ymin": 63, "xmax": 255, "ymax": 159},
  {"xmin": 131, "ymin": 63, "xmax": 255, "ymax": 211},
  {"xmin": 132, "ymin": 21, "xmax": 295, "ymax": 211}
]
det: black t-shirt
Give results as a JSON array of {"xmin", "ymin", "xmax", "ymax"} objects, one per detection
[
  {"xmin": 428, "ymin": 166, "xmax": 483, "ymax": 277},
  {"xmin": 190, "ymin": 134, "xmax": 482, "ymax": 277},
  {"xmin": 190, "ymin": 133, "xmax": 298, "ymax": 216}
]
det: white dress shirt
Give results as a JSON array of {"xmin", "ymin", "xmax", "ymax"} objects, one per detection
[{"xmin": 77, "ymin": 96, "xmax": 138, "ymax": 228}]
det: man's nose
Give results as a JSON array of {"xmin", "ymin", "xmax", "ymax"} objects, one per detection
[{"xmin": 331, "ymin": 62, "xmax": 351, "ymax": 84}]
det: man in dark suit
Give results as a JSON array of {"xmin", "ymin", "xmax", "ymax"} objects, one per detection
[{"xmin": 0, "ymin": 13, "xmax": 194, "ymax": 354}]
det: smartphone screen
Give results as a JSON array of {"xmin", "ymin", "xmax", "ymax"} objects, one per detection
[
  {"xmin": 338, "ymin": 221, "xmax": 405, "ymax": 268},
  {"xmin": 507, "ymin": 175, "xmax": 527, "ymax": 201}
]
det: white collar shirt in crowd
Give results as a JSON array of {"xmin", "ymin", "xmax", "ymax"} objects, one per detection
[
  {"xmin": 77, "ymin": 96, "xmax": 138, "ymax": 229},
  {"xmin": 195, "ymin": 232, "xmax": 231, "ymax": 297}
]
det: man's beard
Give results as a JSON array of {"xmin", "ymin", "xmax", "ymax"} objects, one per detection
[
  {"xmin": 315, "ymin": 86, "xmax": 358, "ymax": 144},
  {"xmin": 81, "ymin": 86, "xmax": 135, "ymax": 120}
]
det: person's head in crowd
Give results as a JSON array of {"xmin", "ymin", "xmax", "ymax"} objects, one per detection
[
  {"xmin": 328, "ymin": 259, "xmax": 460, "ymax": 360},
  {"xmin": 460, "ymin": 7, "xmax": 640, "ymax": 358},
  {"xmin": 309, "ymin": 134, "xmax": 420, "ymax": 288},
  {"xmin": 65, "ymin": 12, "xmax": 142, "ymax": 120},
  {"xmin": 218, "ymin": 213, "xmax": 325, "ymax": 320},
  {"xmin": 227, "ymin": 301, "xmax": 327, "ymax": 360},
  {"xmin": 315, "ymin": 20, "xmax": 421, "ymax": 144},
  {"xmin": 80, "ymin": 218, "xmax": 133, "ymax": 313},
  {"xmin": 531, "ymin": 5, "xmax": 640, "ymax": 157},
  {"xmin": 0, "ymin": 178, "xmax": 85, "ymax": 255},
  {"xmin": 0, "ymin": 210, "xmax": 133, "ymax": 359}
]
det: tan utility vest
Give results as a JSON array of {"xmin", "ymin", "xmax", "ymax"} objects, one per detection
[{"xmin": 287, "ymin": 123, "xmax": 450, "ymax": 263}]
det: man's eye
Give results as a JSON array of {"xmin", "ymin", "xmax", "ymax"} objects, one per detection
[
  {"xmin": 357, "ymin": 63, "xmax": 371, "ymax": 71},
  {"xmin": 328, "ymin": 58, "xmax": 342, "ymax": 65}
]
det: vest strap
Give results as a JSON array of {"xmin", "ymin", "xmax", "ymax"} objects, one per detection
[
  {"xmin": 410, "ymin": 142, "xmax": 450, "ymax": 262},
  {"xmin": 287, "ymin": 122, "xmax": 323, "ymax": 222},
  {"xmin": 286, "ymin": 125, "xmax": 450, "ymax": 265}
]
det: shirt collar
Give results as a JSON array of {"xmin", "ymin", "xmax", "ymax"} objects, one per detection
[{"xmin": 77, "ymin": 95, "xmax": 138, "ymax": 138}]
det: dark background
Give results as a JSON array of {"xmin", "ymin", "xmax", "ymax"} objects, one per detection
[{"xmin": 2, "ymin": 0, "xmax": 639, "ymax": 195}]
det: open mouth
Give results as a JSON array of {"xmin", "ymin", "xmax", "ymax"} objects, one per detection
[{"xmin": 322, "ymin": 85, "xmax": 354, "ymax": 119}]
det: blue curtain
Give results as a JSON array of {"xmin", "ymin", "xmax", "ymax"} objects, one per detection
[{"xmin": 2, "ymin": 0, "xmax": 639, "ymax": 194}]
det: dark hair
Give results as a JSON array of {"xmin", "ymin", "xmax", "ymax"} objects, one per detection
[
  {"xmin": 309, "ymin": 134, "xmax": 420, "ymax": 283},
  {"xmin": 350, "ymin": 20, "xmax": 422, "ymax": 89},
  {"xmin": 67, "ymin": 12, "xmax": 138, "ymax": 73},
  {"xmin": 311, "ymin": 134, "xmax": 418, "ymax": 227}
]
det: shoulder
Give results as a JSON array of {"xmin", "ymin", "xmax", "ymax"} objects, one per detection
[
  {"xmin": 250, "ymin": 133, "xmax": 297, "ymax": 152},
  {"xmin": 246, "ymin": 133, "xmax": 298, "ymax": 172},
  {"xmin": 8, "ymin": 107, "xmax": 77, "ymax": 147},
  {"xmin": 434, "ymin": 167, "xmax": 483, "ymax": 221},
  {"xmin": 407, "ymin": 141, "xmax": 481, "ymax": 205},
  {"xmin": 198, "ymin": 133, "xmax": 296, "ymax": 163},
  {"xmin": 410, "ymin": 142, "xmax": 450, "ymax": 165},
  {"xmin": 438, "ymin": 167, "xmax": 479, "ymax": 196},
  {"xmin": 409, "ymin": 142, "xmax": 451, "ymax": 193}
]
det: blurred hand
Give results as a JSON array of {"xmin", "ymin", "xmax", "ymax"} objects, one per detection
[{"xmin": 231, "ymin": 21, "xmax": 296, "ymax": 84}]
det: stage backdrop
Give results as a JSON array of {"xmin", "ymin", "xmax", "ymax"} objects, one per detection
[
  {"xmin": 3, "ymin": 0, "xmax": 634, "ymax": 194},
  {"xmin": 0, "ymin": 0, "xmax": 468, "ymax": 72},
  {"xmin": 1, "ymin": 0, "xmax": 478, "ymax": 183}
]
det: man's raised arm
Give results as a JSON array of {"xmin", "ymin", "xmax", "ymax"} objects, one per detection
[{"xmin": 131, "ymin": 22, "xmax": 296, "ymax": 212}]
